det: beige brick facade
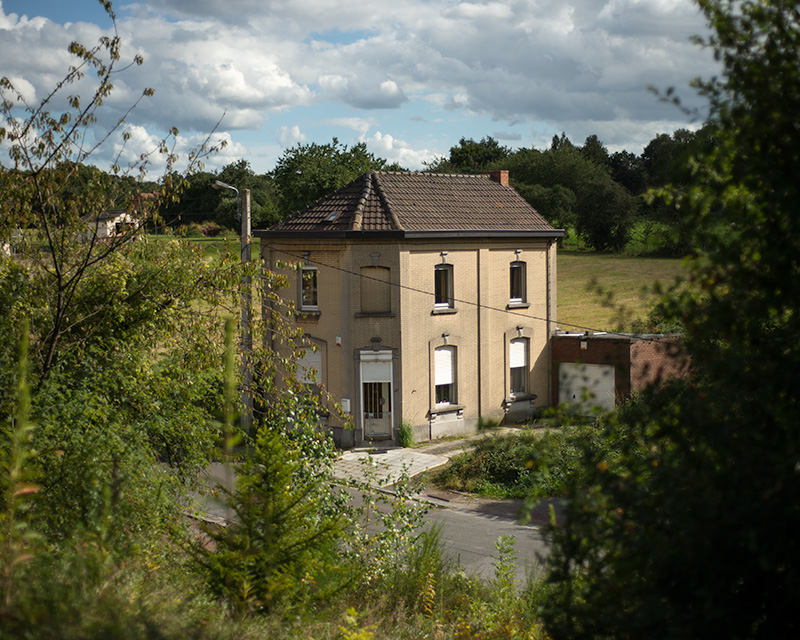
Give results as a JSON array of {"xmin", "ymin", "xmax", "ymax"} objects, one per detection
[{"xmin": 261, "ymin": 235, "xmax": 558, "ymax": 445}]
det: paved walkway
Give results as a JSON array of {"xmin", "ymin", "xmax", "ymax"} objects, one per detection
[{"xmin": 331, "ymin": 428, "xmax": 518, "ymax": 489}]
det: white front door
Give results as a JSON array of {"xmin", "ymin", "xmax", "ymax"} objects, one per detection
[{"xmin": 360, "ymin": 352, "xmax": 393, "ymax": 437}]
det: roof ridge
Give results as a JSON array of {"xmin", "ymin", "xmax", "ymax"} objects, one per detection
[
  {"xmin": 370, "ymin": 170, "xmax": 491, "ymax": 179},
  {"xmin": 351, "ymin": 172, "xmax": 373, "ymax": 231},
  {"xmin": 371, "ymin": 171, "xmax": 403, "ymax": 230}
]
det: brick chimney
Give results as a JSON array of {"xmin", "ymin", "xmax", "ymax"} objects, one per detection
[{"xmin": 483, "ymin": 170, "xmax": 509, "ymax": 186}]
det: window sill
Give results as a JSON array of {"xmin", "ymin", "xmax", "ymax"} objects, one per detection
[
  {"xmin": 355, "ymin": 312, "xmax": 397, "ymax": 318},
  {"xmin": 507, "ymin": 301, "xmax": 530, "ymax": 310},
  {"xmin": 505, "ymin": 393, "xmax": 537, "ymax": 406},
  {"xmin": 296, "ymin": 310, "xmax": 320, "ymax": 320},
  {"xmin": 430, "ymin": 403, "xmax": 465, "ymax": 416},
  {"xmin": 431, "ymin": 307, "xmax": 457, "ymax": 315}
]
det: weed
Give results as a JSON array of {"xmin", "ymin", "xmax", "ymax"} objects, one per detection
[{"xmin": 397, "ymin": 419, "xmax": 414, "ymax": 448}]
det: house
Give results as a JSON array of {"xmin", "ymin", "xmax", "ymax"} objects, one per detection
[
  {"xmin": 255, "ymin": 170, "xmax": 564, "ymax": 446},
  {"xmin": 552, "ymin": 331, "xmax": 689, "ymax": 412},
  {"xmin": 82, "ymin": 209, "xmax": 140, "ymax": 240}
]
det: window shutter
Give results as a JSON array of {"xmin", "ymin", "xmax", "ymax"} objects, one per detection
[
  {"xmin": 298, "ymin": 348, "xmax": 323, "ymax": 383},
  {"xmin": 510, "ymin": 338, "xmax": 528, "ymax": 368},
  {"xmin": 435, "ymin": 346, "xmax": 455, "ymax": 385}
]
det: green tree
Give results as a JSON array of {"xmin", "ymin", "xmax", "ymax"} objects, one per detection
[
  {"xmin": 215, "ymin": 159, "xmax": 281, "ymax": 229},
  {"xmin": 542, "ymin": 1, "xmax": 800, "ymax": 637},
  {"xmin": 0, "ymin": 2, "xmax": 233, "ymax": 545},
  {"xmin": 426, "ymin": 136, "xmax": 511, "ymax": 173},
  {"xmin": 607, "ymin": 149, "xmax": 646, "ymax": 195},
  {"xmin": 579, "ymin": 134, "xmax": 610, "ymax": 169},
  {"xmin": 506, "ymin": 145, "xmax": 636, "ymax": 249},
  {"xmin": 272, "ymin": 138, "xmax": 392, "ymax": 216}
]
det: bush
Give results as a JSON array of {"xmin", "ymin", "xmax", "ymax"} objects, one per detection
[{"xmin": 434, "ymin": 419, "xmax": 624, "ymax": 500}]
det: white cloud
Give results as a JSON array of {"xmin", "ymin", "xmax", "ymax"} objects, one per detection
[
  {"xmin": 0, "ymin": 0, "xmax": 720, "ymax": 173},
  {"xmin": 318, "ymin": 75, "xmax": 407, "ymax": 109},
  {"xmin": 276, "ymin": 125, "xmax": 306, "ymax": 148},
  {"xmin": 325, "ymin": 117, "xmax": 373, "ymax": 140},
  {"xmin": 365, "ymin": 131, "xmax": 434, "ymax": 171}
]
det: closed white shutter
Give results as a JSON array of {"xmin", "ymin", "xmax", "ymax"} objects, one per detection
[
  {"xmin": 509, "ymin": 338, "xmax": 528, "ymax": 368},
  {"xmin": 298, "ymin": 348, "xmax": 322, "ymax": 383},
  {"xmin": 361, "ymin": 352, "xmax": 392, "ymax": 383},
  {"xmin": 435, "ymin": 346, "xmax": 455, "ymax": 386}
]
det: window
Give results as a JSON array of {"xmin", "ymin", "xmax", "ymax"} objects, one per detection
[
  {"xmin": 300, "ymin": 266, "xmax": 318, "ymax": 310},
  {"xmin": 509, "ymin": 338, "xmax": 529, "ymax": 396},
  {"xmin": 510, "ymin": 261, "xmax": 526, "ymax": 303},
  {"xmin": 360, "ymin": 266, "xmax": 391, "ymax": 314},
  {"xmin": 435, "ymin": 345, "xmax": 456, "ymax": 405},
  {"xmin": 434, "ymin": 264, "xmax": 454, "ymax": 308}
]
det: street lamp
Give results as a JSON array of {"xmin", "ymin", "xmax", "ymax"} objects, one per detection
[
  {"xmin": 212, "ymin": 180, "xmax": 239, "ymax": 217},
  {"xmin": 212, "ymin": 179, "xmax": 252, "ymax": 431}
]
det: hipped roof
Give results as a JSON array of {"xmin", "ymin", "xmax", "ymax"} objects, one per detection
[{"xmin": 258, "ymin": 171, "xmax": 562, "ymax": 238}]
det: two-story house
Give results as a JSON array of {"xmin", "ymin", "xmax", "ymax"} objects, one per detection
[{"xmin": 255, "ymin": 170, "xmax": 564, "ymax": 446}]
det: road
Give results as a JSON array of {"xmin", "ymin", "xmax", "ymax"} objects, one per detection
[{"xmin": 194, "ymin": 457, "xmax": 555, "ymax": 584}]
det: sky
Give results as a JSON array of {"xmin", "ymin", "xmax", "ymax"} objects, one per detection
[{"xmin": 0, "ymin": 0, "xmax": 719, "ymax": 175}]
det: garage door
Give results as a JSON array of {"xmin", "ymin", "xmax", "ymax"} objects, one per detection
[{"xmin": 558, "ymin": 363, "xmax": 615, "ymax": 413}]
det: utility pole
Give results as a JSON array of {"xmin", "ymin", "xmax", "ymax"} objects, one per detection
[
  {"xmin": 212, "ymin": 180, "xmax": 253, "ymax": 431},
  {"xmin": 241, "ymin": 188, "xmax": 253, "ymax": 431}
]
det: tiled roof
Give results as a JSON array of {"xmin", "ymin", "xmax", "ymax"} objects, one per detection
[{"xmin": 267, "ymin": 171, "xmax": 557, "ymax": 233}]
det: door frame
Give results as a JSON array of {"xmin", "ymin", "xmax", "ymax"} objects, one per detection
[{"xmin": 358, "ymin": 349, "xmax": 395, "ymax": 439}]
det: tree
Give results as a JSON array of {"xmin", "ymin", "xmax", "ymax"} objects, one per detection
[
  {"xmin": 0, "ymin": 2, "xmax": 233, "ymax": 545},
  {"xmin": 608, "ymin": 149, "xmax": 646, "ymax": 195},
  {"xmin": 579, "ymin": 134, "xmax": 610, "ymax": 169},
  {"xmin": 272, "ymin": 138, "xmax": 392, "ymax": 216},
  {"xmin": 505, "ymin": 144, "xmax": 636, "ymax": 249},
  {"xmin": 426, "ymin": 136, "xmax": 511, "ymax": 174},
  {"xmin": 542, "ymin": 1, "xmax": 800, "ymax": 637},
  {"xmin": 215, "ymin": 159, "xmax": 281, "ymax": 229}
]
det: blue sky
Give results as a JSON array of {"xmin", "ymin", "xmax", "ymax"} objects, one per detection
[{"xmin": 1, "ymin": 0, "xmax": 718, "ymax": 175}]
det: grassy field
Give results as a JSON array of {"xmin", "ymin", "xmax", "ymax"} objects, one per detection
[{"xmin": 557, "ymin": 250, "xmax": 687, "ymax": 332}]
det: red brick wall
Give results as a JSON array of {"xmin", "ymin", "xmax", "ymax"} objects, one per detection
[
  {"xmin": 552, "ymin": 335, "xmax": 689, "ymax": 406},
  {"xmin": 630, "ymin": 338, "xmax": 690, "ymax": 392},
  {"xmin": 551, "ymin": 336, "xmax": 632, "ymax": 406}
]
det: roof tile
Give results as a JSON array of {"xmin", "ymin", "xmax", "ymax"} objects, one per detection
[{"xmin": 268, "ymin": 171, "xmax": 556, "ymax": 233}]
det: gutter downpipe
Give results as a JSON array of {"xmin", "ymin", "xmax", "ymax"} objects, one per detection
[
  {"xmin": 546, "ymin": 238, "xmax": 553, "ymax": 406},
  {"xmin": 476, "ymin": 248, "xmax": 483, "ymax": 420}
]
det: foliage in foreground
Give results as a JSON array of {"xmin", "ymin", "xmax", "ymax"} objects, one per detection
[{"xmin": 541, "ymin": 1, "xmax": 800, "ymax": 638}]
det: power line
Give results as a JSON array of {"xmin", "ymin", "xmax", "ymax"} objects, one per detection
[{"xmin": 260, "ymin": 243, "xmax": 677, "ymax": 344}]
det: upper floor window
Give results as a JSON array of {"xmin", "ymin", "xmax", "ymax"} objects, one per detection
[
  {"xmin": 435, "ymin": 345, "xmax": 456, "ymax": 405},
  {"xmin": 300, "ymin": 266, "xmax": 318, "ymax": 310},
  {"xmin": 510, "ymin": 261, "xmax": 526, "ymax": 303},
  {"xmin": 509, "ymin": 337, "xmax": 529, "ymax": 396},
  {"xmin": 434, "ymin": 263, "xmax": 454, "ymax": 308}
]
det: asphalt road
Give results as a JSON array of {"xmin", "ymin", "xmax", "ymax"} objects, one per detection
[
  {"xmin": 194, "ymin": 453, "xmax": 554, "ymax": 585},
  {"xmin": 424, "ymin": 502, "xmax": 549, "ymax": 583}
]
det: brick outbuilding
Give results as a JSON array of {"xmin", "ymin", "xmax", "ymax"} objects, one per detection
[{"xmin": 552, "ymin": 332, "xmax": 689, "ymax": 411}]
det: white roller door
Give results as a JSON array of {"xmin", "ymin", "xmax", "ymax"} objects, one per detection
[{"xmin": 558, "ymin": 363, "xmax": 615, "ymax": 412}]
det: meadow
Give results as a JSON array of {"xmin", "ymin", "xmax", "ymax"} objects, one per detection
[{"xmin": 556, "ymin": 249, "xmax": 686, "ymax": 332}]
